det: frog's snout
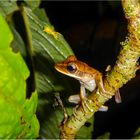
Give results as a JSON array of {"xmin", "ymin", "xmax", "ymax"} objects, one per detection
[
  {"xmin": 54, "ymin": 63, "xmax": 68, "ymax": 75},
  {"xmin": 54, "ymin": 63, "xmax": 61, "ymax": 71}
]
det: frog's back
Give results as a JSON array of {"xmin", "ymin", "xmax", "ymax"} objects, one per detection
[{"xmin": 76, "ymin": 60, "xmax": 101, "ymax": 77}]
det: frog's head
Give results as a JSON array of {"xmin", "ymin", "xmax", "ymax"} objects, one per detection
[{"xmin": 55, "ymin": 55, "xmax": 93, "ymax": 82}]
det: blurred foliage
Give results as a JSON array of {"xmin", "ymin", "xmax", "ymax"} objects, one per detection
[{"xmin": 0, "ymin": 12, "xmax": 39, "ymax": 138}]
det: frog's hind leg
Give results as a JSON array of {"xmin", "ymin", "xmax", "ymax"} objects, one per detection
[
  {"xmin": 69, "ymin": 84, "xmax": 89, "ymax": 115},
  {"xmin": 68, "ymin": 94, "xmax": 80, "ymax": 104},
  {"xmin": 97, "ymin": 74, "xmax": 112, "ymax": 99},
  {"xmin": 79, "ymin": 84, "xmax": 92, "ymax": 113}
]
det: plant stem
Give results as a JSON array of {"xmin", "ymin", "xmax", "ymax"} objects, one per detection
[{"xmin": 60, "ymin": 0, "xmax": 140, "ymax": 139}]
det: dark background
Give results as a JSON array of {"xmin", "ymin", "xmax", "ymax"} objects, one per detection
[{"xmin": 40, "ymin": 1, "xmax": 140, "ymax": 139}]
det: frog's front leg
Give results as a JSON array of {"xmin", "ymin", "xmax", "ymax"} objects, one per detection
[
  {"xmin": 79, "ymin": 83, "xmax": 86, "ymax": 101},
  {"xmin": 68, "ymin": 84, "xmax": 88, "ymax": 117},
  {"xmin": 68, "ymin": 83, "xmax": 86, "ymax": 104},
  {"xmin": 73, "ymin": 84, "xmax": 95, "ymax": 114}
]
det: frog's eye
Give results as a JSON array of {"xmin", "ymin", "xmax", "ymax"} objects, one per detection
[{"xmin": 67, "ymin": 63, "xmax": 77, "ymax": 73}]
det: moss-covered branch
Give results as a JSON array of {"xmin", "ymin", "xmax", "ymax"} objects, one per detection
[{"xmin": 60, "ymin": 0, "xmax": 140, "ymax": 139}]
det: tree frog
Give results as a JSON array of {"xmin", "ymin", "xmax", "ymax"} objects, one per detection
[{"xmin": 55, "ymin": 55, "xmax": 121, "ymax": 111}]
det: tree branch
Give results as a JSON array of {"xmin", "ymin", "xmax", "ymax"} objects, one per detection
[{"xmin": 60, "ymin": 0, "xmax": 140, "ymax": 139}]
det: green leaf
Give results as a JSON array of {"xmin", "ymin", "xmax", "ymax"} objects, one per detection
[
  {"xmin": 24, "ymin": 0, "xmax": 41, "ymax": 10},
  {"xmin": 22, "ymin": 6, "xmax": 74, "ymax": 95},
  {"xmin": 33, "ymin": 8, "xmax": 53, "ymax": 28},
  {"xmin": 21, "ymin": 6, "xmax": 93, "ymax": 139},
  {"xmin": 40, "ymin": 107, "xmax": 64, "ymax": 139},
  {"xmin": 19, "ymin": 91, "xmax": 39, "ymax": 138},
  {"xmin": 0, "ymin": 14, "xmax": 39, "ymax": 138},
  {"xmin": 21, "ymin": 6, "xmax": 75, "ymax": 138},
  {"xmin": 0, "ymin": 0, "xmax": 18, "ymax": 18}
]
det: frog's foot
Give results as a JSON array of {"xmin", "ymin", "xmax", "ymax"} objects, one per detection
[
  {"xmin": 69, "ymin": 96, "xmax": 108, "ymax": 115},
  {"xmin": 98, "ymin": 81, "xmax": 113, "ymax": 99},
  {"xmin": 98, "ymin": 89, "xmax": 122, "ymax": 104},
  {"xmin": 81, "ymin": 98, "xmax": 95, "ymax": 113},
  {"xmin": 73, "ymin": 105, "xmax": 80, "ymax": 120},
  {"xmin": 69, "ymin": 95, "xmax": 89, "ymax": 114},
  {"xmin": 68, "ymin": 94, "xmax": 89, "ymax": 116},
  {"xmin": 99, "ymin": 105, "xmax": 108, "ymax": 111},
  {"xmin": 97, "ymin": 89, "xmax": 112, "ymax": 99},
  {"xmin": 82, "ymin": 99, "xmax": 108, "ymax": 112},
  {"xmin": 71, "ymin": 98, "xmax": 108, "ymax": 117}
]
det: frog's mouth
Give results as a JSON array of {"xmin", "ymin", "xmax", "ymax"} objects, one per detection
[
  {"xmin": 54, "ymin": 63, "xmax": 79, "ymax": 80},
  {"xmin": 54, "ymin": 63, "xmax": 67, "ymax": 74}
]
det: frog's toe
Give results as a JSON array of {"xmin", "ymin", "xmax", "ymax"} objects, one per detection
[{"xmin": 99, "ymin": 105, "xmax": 108, "ymax": 111}]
